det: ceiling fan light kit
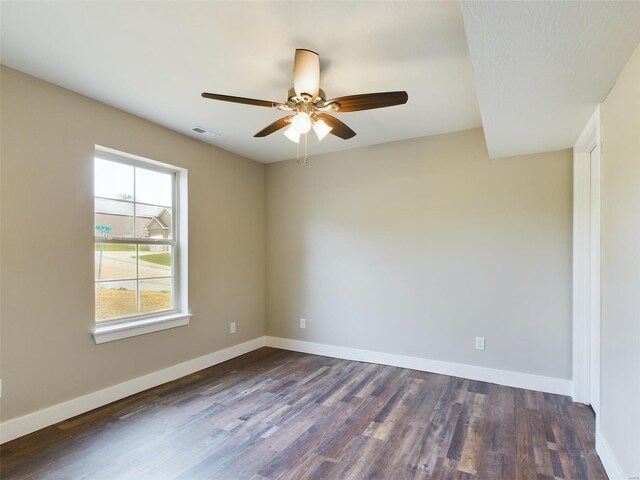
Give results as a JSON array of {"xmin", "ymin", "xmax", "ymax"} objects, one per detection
[
  {"xmin": 202, "ymin": 49, "xmax": 408, "ymax": 161},
  {"xmin": 292, "ymin": 111, "xmax": 312, "ymax": 134},
  {"xmin": 312, "ymin": 117, "xmax": 332, "ymax": 141},
  {"xmin": 283, "ymin": 125, "xmax": 301, "ymax": 144}
]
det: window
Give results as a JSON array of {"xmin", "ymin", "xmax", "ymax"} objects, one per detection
[{"xmin": 93, "ymin": 147, "xmax": 189, "ymax": 343}]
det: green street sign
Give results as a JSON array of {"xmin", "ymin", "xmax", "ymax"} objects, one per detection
[{"xmin": 95, "ymin": 225, "xmax": 112, "ymax": 232}]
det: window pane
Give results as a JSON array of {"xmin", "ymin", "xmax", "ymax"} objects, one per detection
[
  {"xmin": 95, "ymin": 198, "xmax": 134, "ymax": 238},
  {"xmin": 139, "ymin": 278, "xmax": 173, "ymax": 314},
  {"xmin": 95, "ymin": 244, "xmax": 137, "ymax": 281},
  {"xmin": 138, "ymin": 245, "xmax": 172, "ymax": 278},
  {"xmin": 135, "ymin": 167, "xmax": 172, "ymax": 207},
  {"xmin": 135, "ymin": 204, "xmax": 172, "ymax": 239},
  {"xmin": 96, "ymin": 280, "xmax": 137, "ymax": 321},
  {"xmin": 94, "ymin": 158, "xmax": 134, "ymax": 201},
  {"xmin": 94, "ymin": 151, "xmax": 183, "ymax": 325}
]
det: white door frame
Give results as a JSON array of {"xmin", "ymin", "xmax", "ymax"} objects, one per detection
[{"xmin": 572, "ymin": 105, "xmax": 601, "ymax": 423}]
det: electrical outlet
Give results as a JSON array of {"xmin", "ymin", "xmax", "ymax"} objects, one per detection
[
  {"xmin": 475, "ymin": 336, "xmax": 485, "ymax": 350},
  {"xmin": 300, "ymin": 318, "xmax": 306, "ymax": 329},
  {"xmin": 230, "ymin": 322, "xmax": 236, "ymax": 334}
]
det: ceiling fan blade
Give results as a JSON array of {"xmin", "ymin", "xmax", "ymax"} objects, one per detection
[
  {"xmin": 254, "ymin": 115, "xmax": 294, "ymax": 137},
  {"xmin": 316, "ymin": 114, "xmax": 356, "ymax": 139},
  {"xmin": 293, "ymin": 49, "xmax": 320, "ymax": 100},
  {"xmin": 326, "ymin": 91, "xmax": 408, "ymax": 112},
  {"xmin": 201, "ymin": 92, "xmax": 277, "ymax": 108}
]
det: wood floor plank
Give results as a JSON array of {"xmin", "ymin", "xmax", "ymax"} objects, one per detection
[
  {"xmin": 0, "ymin": 348, "xmax": 609, "ymax": 480},
  {"xmin": 457, "ymin": 393, "xmax": 488, "ymax": 475}
]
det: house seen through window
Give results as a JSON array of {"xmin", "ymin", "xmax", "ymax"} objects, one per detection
[{"xmin": 94, "ymin": 153, "xmax": 178, "ymax": 322}]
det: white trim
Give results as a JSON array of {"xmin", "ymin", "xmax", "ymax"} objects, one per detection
[
  {"xmin": 177, "ymin": 166, "xmax": 188, "ymax": 325},
  {"xmin": 265, "ymin": 336, "xmax": 572, "ymax": 396},
  {"xmin": 93, "ymin": 312, "xmax": 192, "ymax": 344},
  {"xmin": 572, "ymin": 105, "xmax": 601, "ymax": 412},
  {"xmin": 0, "ymin": 337, "xmax": 266, "ymax": 444},
  {"xmin": 588, "ymin": 135, "xmax": 601, "ymax": 416},
  {"xmin": 596, "ymin": 430, "xmax": 628, "ymax": 480},
  {"xmin": 573, "ymin": 144, "xmax": 591, "ymax": 403},
  {"xmin": 95, "ymin": 146, "xmax": 180, "ymax": 174},
  {"xmin": 0, "ymin": 335, "xmax": 577, "ymax": 445}
]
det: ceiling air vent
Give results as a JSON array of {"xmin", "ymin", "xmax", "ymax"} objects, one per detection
[{"xmin": 192, "ymin": 126, "xmax": 221, "ymax": 138}]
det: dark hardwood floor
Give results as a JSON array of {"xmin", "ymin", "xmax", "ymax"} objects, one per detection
[{"xmin": 0, "ymin": 348, "xmax": 607, "ymax": 479}]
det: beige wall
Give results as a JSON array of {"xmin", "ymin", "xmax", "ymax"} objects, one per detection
[
  {"xmin": 0, "ymin": 66, "xmax": 576, "ymax": 428},
  {"xmin": 266, "ymin": 129, "xmax": 573, "ymax": 379},
  {"xmin": 600, "ymin": 44, "xmax": 640, "ymax": 477},
  {"xmin": 0, "ymin": 67, "xmax": 266, "ymax": 420}
]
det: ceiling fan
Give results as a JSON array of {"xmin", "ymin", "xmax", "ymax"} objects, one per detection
[{"xmin": 201, "ymin": 49, "xmax": 408, "ymax": 144}]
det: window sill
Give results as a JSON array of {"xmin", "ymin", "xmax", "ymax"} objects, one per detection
[{"xmin": 93, "ymin": 312, "xmax": 192, "ymax": 344}]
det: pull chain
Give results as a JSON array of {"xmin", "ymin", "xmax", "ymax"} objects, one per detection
[{"xmin": 294, "ymin": 134, "xmax": 309, "ymax": 165}]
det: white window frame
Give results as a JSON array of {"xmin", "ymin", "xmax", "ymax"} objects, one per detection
[{"xmin": 92, "ymin": 146, "xmax": 190, "ymax": 344}]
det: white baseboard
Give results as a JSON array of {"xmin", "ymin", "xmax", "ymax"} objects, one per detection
[
  {"xmin": 265, "ymin": 336, "xmax": 572, "ymax": 397},
  {"xmin": 0, "ymin": 337, "xmax": 266, "ymax": 444},
  {"xmin": 1, "ymin": 335, "xmax": 575, "ymax": 445},
  {"xmin": 596, "ymin": 430, "xmax": 628, "ymax": 480}
]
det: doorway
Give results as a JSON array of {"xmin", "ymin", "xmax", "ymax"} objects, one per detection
[{"xmin": 573, "ymin": 106, "xmax": 601, "ymax": 425}]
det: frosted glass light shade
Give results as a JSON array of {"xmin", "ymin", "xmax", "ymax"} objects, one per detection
[
  {"xmin": 313, "ymin": 118, "xmax": 332, "ymax": 140},
  {"xmin": 292, "ymin": 112, "xmax": 312, "ymax": 134},
  {"xmin": 284, "ymin": 125, "xmax": 301, "ymax": 143}
]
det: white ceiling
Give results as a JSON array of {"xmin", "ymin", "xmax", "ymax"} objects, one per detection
[
  {"xmin": 0, "ymin": 1, "xmax": 481, "ymax": 163},
  {"xmin": 461, "ymin": 0, "xmax": 640, "ymax": 159},
  {"xmin": 2, "ymin": 2, "xmax": 640, "ymax": 163}
]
